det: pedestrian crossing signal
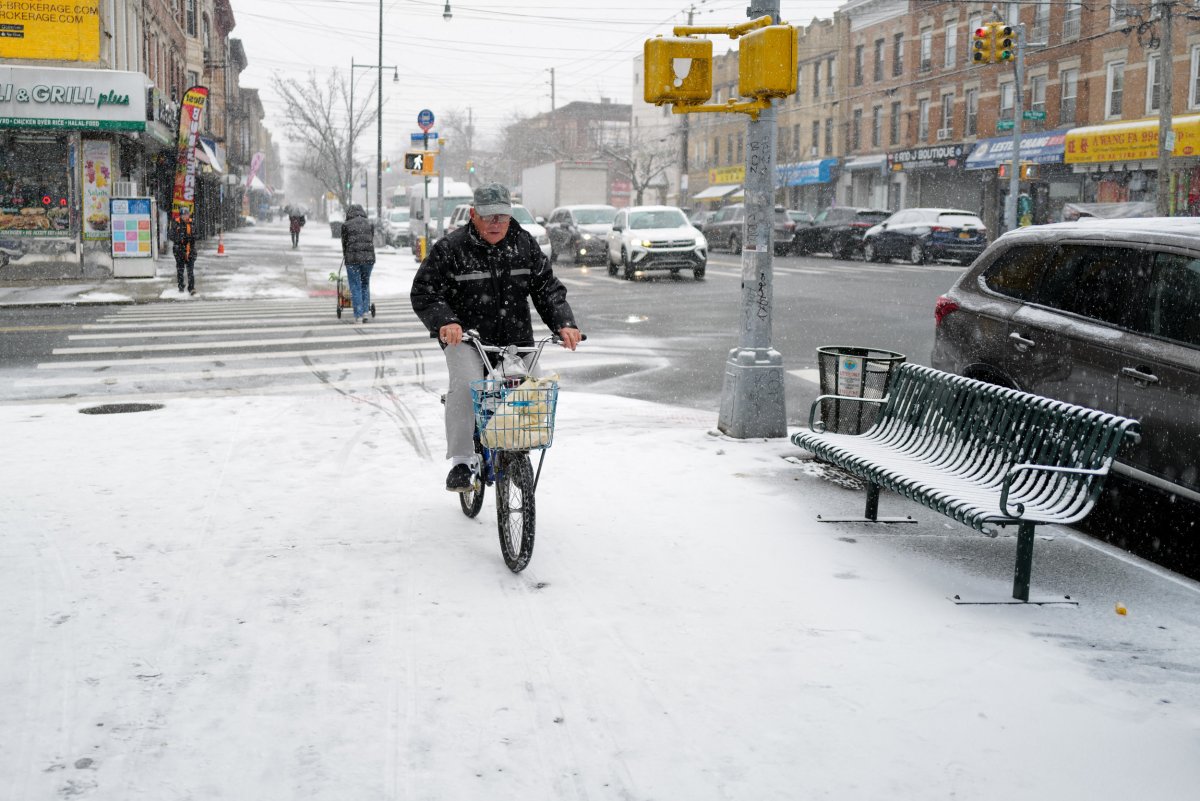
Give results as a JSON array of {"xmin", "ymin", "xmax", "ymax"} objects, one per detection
[{"xmin": 404, "ymin": 151, "xmax": 435, "ymax": 176}]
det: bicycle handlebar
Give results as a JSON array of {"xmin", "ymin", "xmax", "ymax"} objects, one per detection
[{"xmin": 461, "ymin": 329, "xmax": 585, "ymax": 378}]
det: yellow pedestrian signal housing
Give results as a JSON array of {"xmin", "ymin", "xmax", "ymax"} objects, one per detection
[
  {"xmin": 738, "ymin": 25, "xmax": 798, "ymax": 99},
  {"xmin": 1019, "ymin": 163, "xmax": 1039, "ymax": 180},
  {"xmin": 972, "ymin": 23, "xmax": 994, "ymax": 63},
  {"xmin": 644, "ymin": 36, "xmax": 713, "ymax": 106},
  {"xmin": 404, "ymin": 151, "xmax": 435, "ymax": 176},
  {"xmin": 995, "ymin": 25, "xmax": 1015, "ymax": 62}
]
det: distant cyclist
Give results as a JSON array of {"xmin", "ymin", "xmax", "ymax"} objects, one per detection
[{"xmin": 410, "ymin": 182, "xmax": 581, "ymax": 492}]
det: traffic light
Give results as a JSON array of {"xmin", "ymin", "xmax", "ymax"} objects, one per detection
[
  {"xmin": 644, "ymin": 35, "xmax": 713, "ymax": 106},
  {"xmin": 738, "ymin": 25, "xmax": 799, "ymax": 99},
  {"xmin": 382, "ymin": 159, "xmax": 391, "ymax": 172},
  {"xmin": 466, "ymin": 159, "xmax": 475, "ymax": 174},
  {"xmin": 972, "ymin": 23, "xmax": 994, "ymax": 64},
  {"xmin": 995, "ymin": 25, "xmax": 1015, "ymax": 62}
]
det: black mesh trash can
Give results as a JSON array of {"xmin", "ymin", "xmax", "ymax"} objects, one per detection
[{"xmin": 816, "ymin": 346, "xmax": 906, "ymax": 434}]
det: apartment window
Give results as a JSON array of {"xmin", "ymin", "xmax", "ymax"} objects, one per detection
[
  {"xmin": 890, "ymin": 100, "xmax": 901, "ymax": 144},
  {"xmin": 185, "ymin": 0, "xmax": 196, "ymax": 36},
  {"xmin": 796, "ymin": 64, "xmax": 803, "ymax": 101},
  {"xmin": 1063, "ymin": 1, "xmax": 1082, "ymax": 40},
  {"xmin": 944, "ymin": 23, "xmax": 957, "ymax": 68},
  {"xmin": 874, "ymin": 39, "xmax": 884, "ymax": 82},
  {"xmin": 940, "ymin": 93, "xmax": 954, "ymax": 135},
  {"xmin": 727, "ymin": 135, "xmax": 734, "ymax": 165},
  {"xmin": 918, "ymin": 98, "xmax": 930, "ymax": 140},
  {"xmin": 1110, "ymin": 0, "xmax": 1132, "ymax": 26},
  {"xmin": 792, "ymin": 123, "xmax": 800, "ymax": 156},
  {"xmin": 1060, "ymin": 68, "xmax": 1078, "ymax": 123},
  {"xmin": 1030, "ymin": 75, "xmax": 1046, "ymax": 129},
  {"xmin": 713, "ymin": 137, "xmax": 720, "ymax": 165},
  {"xmin": 872, "ymin": 105, "xmax": 882, "ymax": 148},
  {"xmin": 1107, "ymin": 61, "xmax": 1125, "ymax": 118},
  {"xmin": 965, "ymin": 88, "xmax": 979, "ymax": 136},
  {"xmin": 999, "ymin": 81, "xmax": 1015, "ymax": 120},
  {"xmin": 893, "ymin": 32, "xmax": 904, "ymax": 76},
  {"xmin": 852, "ymin": 108, "xmax": 862, "ymax": 150},
  {"xmin": 825, "ymin": 118, "xmax": 833, "ymax": 155},
  {"xmin": 854, "ymin": 45, "xmax": 864, "ymax": 86},
  {"xmin": 813, "ymin": 61, "xmax": 821, "ymax": 99},
  {"xmin": 1191, "ymin": 46, "xmax": 1200, "ymax": 109},
  {"xmin": 826, "ymin": 57, "xmax": 835, "ymax": 95},
  {"xmin": 812, "ymin": 121, "xmax": 821, "ymax": 155},
  {"xmin": 1032, "ymin": 2, "xmax": 1049, "ymax": 43},
  {"xmin": 737, "ymin": 133, "xmax": 744, "ymax": 162},
  {"xmin": 1006, "ymin": 2, "xmax": 1021, "ymax": 25},
  {"xmin": 919, "ymin": 28, "xmax": 932, "ymax": 71},
  {"xmin": 1147, "ymin": 54, "xmax": 1163, "ymax": 114}
]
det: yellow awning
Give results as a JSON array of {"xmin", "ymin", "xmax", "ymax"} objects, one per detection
[{"xmin": 1065, "ymin": 114, "xmax": 1200, "ymax": 164}]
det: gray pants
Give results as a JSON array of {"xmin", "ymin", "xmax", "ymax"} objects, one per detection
[{"xmin": 442, "ymin": 342, "xmax": 537, "ymax": 463}]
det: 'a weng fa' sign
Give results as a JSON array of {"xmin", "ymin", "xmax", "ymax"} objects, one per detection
[
  {"xmin": 888, "ymin": 143, "xmax": 973, "ymax": 171},
  {"xmin": 0, "ymin": 65, "xmax": 146, "ymax": 131}
]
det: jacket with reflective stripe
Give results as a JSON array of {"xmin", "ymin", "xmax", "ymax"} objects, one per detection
[{"xmin": 410, "ymin": 220, "xmax": 576, "ymax": 345}]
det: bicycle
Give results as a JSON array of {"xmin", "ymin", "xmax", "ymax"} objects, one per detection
[{"xmin": 453, "ymin": 330, "xmax": 582, "ymax": 572}]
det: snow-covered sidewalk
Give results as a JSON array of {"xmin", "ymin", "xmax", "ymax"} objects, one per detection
[{"xmin": 3, "ymin": 389, "xmax": 1199, "ymax": 800}]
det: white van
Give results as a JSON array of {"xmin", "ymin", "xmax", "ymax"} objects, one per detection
[{"xmin": 404, "ymin": 179, "xmax": 473, "ymax": 260}]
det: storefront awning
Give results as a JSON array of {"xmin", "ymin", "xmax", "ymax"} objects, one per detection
[
  {"xmin": 965, "ymin": 128, "xmax": 1070, "ymax": 170},
  {"xmin": 1065, "ymin": 114, "xmax": 1200, "ymax": 164},
  {"xmin": 778, "ymin": 158, "xmax": 838, "ymax": 186},
  {"xmin": 692, "ymin": 183, "xmax": 740, "ymax": 201},
  {"xmin": 844, "ymin": 154, "xmax": 887, "ymax": 171},
  {"xmin": 196, "ymin": 137, "xmax": 225, "ymax": 174},
  {"xmin": 248, "ymin": 174, "xmax": 271, "ymax": 193}
]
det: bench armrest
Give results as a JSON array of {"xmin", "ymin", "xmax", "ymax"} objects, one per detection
[
  {"xmin": 807, "ymin": 393, "xmax": 888, "ymax": 434},
  {"xmin": 999, "ymin": 462, "xmax": 1109, "ymax": 518}
]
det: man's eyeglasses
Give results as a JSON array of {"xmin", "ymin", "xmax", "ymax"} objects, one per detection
[{"xmin": 478, "ymin": 213, "xmax": 510, "ymax": 225}]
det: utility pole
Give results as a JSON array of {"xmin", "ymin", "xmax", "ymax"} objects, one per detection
[
  {"xmin": 716, "ymin": 0, "xmax": 786, "ymax": 439},
  {"xmin": 1156, "ymin": 0, "xmax": 1174, "ymax": 216},
  {"xmin": 547, "ymin": 68, "xmax": 556, "ymax": 111},
  {"xmin": 376, "ymin": 0, "xmax": 384, "ymax": 220},
  {"xmin": 1004, "ymin": 22, "xmax": 1024, "ymax": 232}
]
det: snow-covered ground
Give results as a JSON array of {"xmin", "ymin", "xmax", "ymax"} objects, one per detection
[{"xmin": 3, "ymin": 385, "xmax": 1199, "ymax": 800}]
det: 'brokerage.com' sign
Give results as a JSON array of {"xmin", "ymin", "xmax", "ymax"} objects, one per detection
[{"xmin": 0, "ymin": 0, "xmax": 100, "ymax": 62}]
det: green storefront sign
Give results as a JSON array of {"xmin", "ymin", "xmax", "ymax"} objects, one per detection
[{"xmin": 0, "ymin": 66, "xmax": 146, "ymax": 132}]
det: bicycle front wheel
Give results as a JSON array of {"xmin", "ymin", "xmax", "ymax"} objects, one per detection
[
  {"xmin": 459, "ymin": 469, "xmax": 485, "ymax": 517},
  {"xmin": 495, "ymin": 451, "xmax": 536, "ymax": 572}
]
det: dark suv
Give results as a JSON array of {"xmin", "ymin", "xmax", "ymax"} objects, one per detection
[
  {"xmin": 931, "ymin": 218, "xmax": 1200, "ymax": 505},
  {"xmin": 545, "ymin": 204, "xmax": 617, "ymax": 264},
  {"xmin": 701, "ymin": 204, "xmax": 796, "ymax": 256},
  {"xmin": 793, "ymin": 206, "xmax": 892, "ymax": 259}
]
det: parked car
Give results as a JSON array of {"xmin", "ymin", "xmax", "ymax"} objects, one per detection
[
  {"xmin": 545, "ymin": 204, "xmax": 617, "ymax": 264},
  {"xmin": 787, "ymin": 209, "xmax": 815, "ymax": 226},
  {"xmin": 792, "ymin": 206, "xmax": 892, "ymax": 259},
  {"xmin": 701, "ymin": 204, "xmax": 796, "ymax": 256},
  {"xmin": 931, "ymin": 217, "xmax": 1200, "ymax": 506},
  {"xmin": 384, "ymin": 207, "xmax": 411, "ymax": 248},
  {"xmin": 862, "ymin": 208, "xmax": 987, "ymax": 265},
  {"xmin": 605, "ymin": 205, "xmax": 707, "ymax": 280},
  {"xmin": 688, "ymin": 209, "xmax": 715, "ymax": 229},
  {"xmin": 444, "ymin": 202, "xmax": 552, "ymax": 259}
]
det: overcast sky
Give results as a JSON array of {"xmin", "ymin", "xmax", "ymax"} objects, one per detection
[{"xmin": 233, "ymin": 0, "xmax": 843, "ymax": 162}]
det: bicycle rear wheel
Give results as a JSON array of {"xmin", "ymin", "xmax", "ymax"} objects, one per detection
[
  {"xmin": 459, "ymin": 466, "xmax": 485, "ymax": 517},
  {"xmin": 496, "ymin": 451, "xmax": 536, "ymax": 572}
]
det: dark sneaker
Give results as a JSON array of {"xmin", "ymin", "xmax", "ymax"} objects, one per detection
[{"xmin": 446, "ymin": 463, "xmax": 473, "ymax": 493}]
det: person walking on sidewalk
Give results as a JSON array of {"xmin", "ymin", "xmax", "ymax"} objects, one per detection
[
  {"xmin": 288, "ymin": 207, "xmax": 306, "ymax": 248},
  {"xmin": 170, "ymin": 207, "xmax": 197, "ymax": 295},
  {"xmin": 410, "ymin": 182, "xmax": 581, "ymax": 492},
  {"xmin": 340, "ymin": 204, "xmax": 376, "ymax": 324}
]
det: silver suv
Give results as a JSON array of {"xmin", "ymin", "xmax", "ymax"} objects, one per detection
[{"xmin": 931, "ymin": 218, "xmax": 1200, "ymax": 504}]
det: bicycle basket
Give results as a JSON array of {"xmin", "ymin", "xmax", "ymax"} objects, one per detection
[{"xmin": 470, "ymin": 376, "xmax": 559, "ymax": 451}]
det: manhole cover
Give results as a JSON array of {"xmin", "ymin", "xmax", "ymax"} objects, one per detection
[{"xmin": 79, "ymin": 403, "xmax": 164, "ymax": 415}]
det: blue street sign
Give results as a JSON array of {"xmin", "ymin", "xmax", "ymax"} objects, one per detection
[
  {"xmin": 417, "ymin": 109, "xmax": 435, "ymax": 132},
  {"xmin": 411, "ymin": 131, "xmax": 437, "ymax": 141}
]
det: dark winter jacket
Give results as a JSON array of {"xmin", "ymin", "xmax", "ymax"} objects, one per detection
[
  {"xmin": 340, "ymin": 205, "xmax": 376, "ymax": 265},
  {"xmin": 410, "ymin": 219, "xmax": 576, "ymax": 346},
  {"xmin": 170, "ymin": 216, "xmax": 195, "ymax": 259},
  {"xmin": 288, "ymin": 212, "xmax": 306, "ymax": 233}
]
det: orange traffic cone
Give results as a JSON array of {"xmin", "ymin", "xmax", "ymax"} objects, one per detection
[{"xmin": 216, "ymin": 233, "xmax": 226, "ymax": 257}]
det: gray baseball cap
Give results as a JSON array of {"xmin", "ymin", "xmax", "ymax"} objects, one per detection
[{"xmin": 473, "ymin": 182, "xmax": 513, "ymax": 217}]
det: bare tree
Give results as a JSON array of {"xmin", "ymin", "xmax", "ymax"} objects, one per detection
[
  {"xmin": 599, "ymin": 135, "xmax": 678, "ymax": 206},
  {"xmin": 271, "ymin": 70, "xmax": 376, "ymax": 210}
]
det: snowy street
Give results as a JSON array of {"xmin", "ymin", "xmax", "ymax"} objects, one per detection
[{"xmin": 3, "ymin": 382, "xmax": 1200, "ymax": 799}]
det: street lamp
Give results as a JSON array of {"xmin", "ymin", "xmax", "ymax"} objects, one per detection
[{"xmin": 443, "ymin": 2, "xmax": 452, "ymax": 21}]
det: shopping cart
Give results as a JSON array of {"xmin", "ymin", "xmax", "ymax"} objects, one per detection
[{"xmin": 334, "ymin": 259, "xmax": 376, "ymax": 319}]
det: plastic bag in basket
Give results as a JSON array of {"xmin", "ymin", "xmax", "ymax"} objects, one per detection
[{"xmin": 481, "ymin": 374, "xmax": 557, "ymax": 450}]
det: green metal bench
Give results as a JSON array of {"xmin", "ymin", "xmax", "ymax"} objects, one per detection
[{"xmin": 791, "ymin": 363, "xmax": 1141, "ymax": 602}]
